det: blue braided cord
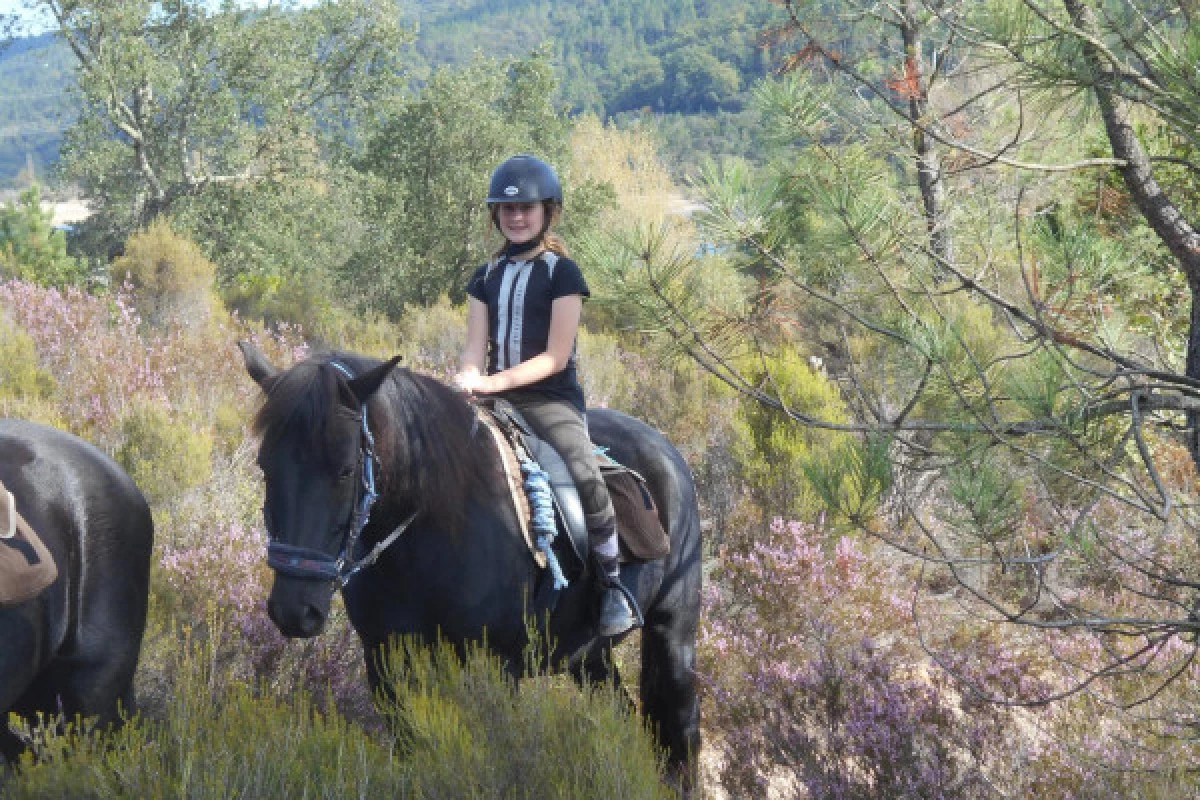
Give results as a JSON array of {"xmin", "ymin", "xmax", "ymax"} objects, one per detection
[{"xmin": 520, "ymin": 458, "xmax": 568, "ymax": 590}]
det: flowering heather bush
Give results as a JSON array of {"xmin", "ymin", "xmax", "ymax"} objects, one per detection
[
  {"xmin": 701, "ymin": 517, "xmax": 1019, "ymax": 798},
  {"xmin": 156, "ymin": 521, "xmax": 372, "ymax": 722},
  {"xmin": 0, "ymin": 278, "xmax": 306, "ymax": 449},
  {"xmin": 961, "ymin": 617, "xmax": 1200, "ymax": 797}
]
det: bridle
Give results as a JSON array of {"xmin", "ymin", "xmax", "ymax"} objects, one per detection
[{"xmin": 265, "ymin": 360, "xmax": 416, "ymax": 587}]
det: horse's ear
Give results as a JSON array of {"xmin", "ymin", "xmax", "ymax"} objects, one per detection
[
  {"xmin": 238, "ymin": 341, "xmax": 280, "ymax": 392},
  {"xmin": 348, "ymin": 355, "xmax": 402, "ymax": 404}
]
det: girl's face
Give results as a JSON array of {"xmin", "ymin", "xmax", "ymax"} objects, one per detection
[{"xmin": 494, "ymin": 202, "xmax": 545, "ymax": 246}]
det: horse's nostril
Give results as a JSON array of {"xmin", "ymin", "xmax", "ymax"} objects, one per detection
[
  {"xmin": 304, "ymin": 606, "xmax": 328, "ymax": 635},
  {"xmin": 267, "ymin": 597, "xmax": 328, "ymax": 638}
]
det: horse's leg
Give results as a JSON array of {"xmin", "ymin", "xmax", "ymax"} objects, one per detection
[
  {"xmin": 569, "ymin": 644, "xmax": 637, "ymax": 715},
  {"xmin": 641, "ymin": 610, "xmax": 701, "ymax": 794},
  {"xmin": 1, "ymin": 613, "xmax": 50, "ymax": 762},
  {"xmin": 12, "ymin": 602, "xmax": 144, "ymax": 740}
]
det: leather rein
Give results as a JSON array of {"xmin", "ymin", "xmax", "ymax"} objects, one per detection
[{"xmin": 265, "ymin": 360, "xmax": 416, "ymax": 587}]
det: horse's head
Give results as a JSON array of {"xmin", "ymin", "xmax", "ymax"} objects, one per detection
[{"xmin": 239, "ymin": 341, "xmax": 401, "ymax": 637}]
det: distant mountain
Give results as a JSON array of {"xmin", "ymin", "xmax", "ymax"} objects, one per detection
[
  {"xmin": 0, "ymin": 1, "xmax": 784, "ymax": 185},
  {"xmin": 406, "ymin": 0, "xmax": 780, "ymax": 116},
  {"xmin": 0, "ymin": 32, "xmax": 76, "ymax": 186}
]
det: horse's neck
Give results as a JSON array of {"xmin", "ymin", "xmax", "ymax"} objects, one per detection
[{"xmin": 372, "ymin": 375, "xmax": 497, "ymax": 537}]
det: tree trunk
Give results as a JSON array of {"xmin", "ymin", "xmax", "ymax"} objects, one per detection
[
  {"xmin": 1063, "ymin": 0, "xmax": 1200, "ymax": 469},
  {"xmin": 902, "ymin": 0, "xmax": 953, "ymax": 267}
]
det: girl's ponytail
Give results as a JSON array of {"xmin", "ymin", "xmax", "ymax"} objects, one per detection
[{"xmin": 543, "ymin": 203, "xmax": 569, "ymax": 257}]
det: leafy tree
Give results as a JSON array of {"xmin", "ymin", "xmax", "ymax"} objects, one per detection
[
  {"xmin": 0, "ymin": 183, "xmax": 84, "ymax": 286},
  {"xmin": 663, "ymin": 47, "xmax": 741, "ymax": 112},
  {"xmin": 347, "ymin": 52, "xmax": 612, "ymax": 316},
  {"xmin": 37, "ymin": 0, "xmax": 409, "ymax": 270}
]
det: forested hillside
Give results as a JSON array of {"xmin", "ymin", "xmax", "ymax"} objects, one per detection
[
  {"xmin": 408, "ymin": 0, "xmax": 778, "ymax": 114},
  {"xmin": 0, "ymin": 0, "xmax": 782, "ymax": 185},
  {"xmin": 0, "ymin": 32, "xmax": 75, "ymax": 184}
]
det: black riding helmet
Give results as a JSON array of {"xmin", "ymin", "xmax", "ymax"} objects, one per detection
[{"xmin": 487, "ymin": 155, "xmax": 563, "ymax": 206}]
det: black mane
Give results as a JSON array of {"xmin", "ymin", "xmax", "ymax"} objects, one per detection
[{"xmin": 252, "ymin": 352, "xmax": 482, "ymax": 533}]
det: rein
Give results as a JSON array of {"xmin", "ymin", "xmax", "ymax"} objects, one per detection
[{"xmin": 266, "ymin": 360, "xmax": 416, "ymax": 587}]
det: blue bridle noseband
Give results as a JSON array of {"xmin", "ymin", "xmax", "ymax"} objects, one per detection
[{"xmin": 265, "ymin": 360, "xmax": 415, "ymax": 587}]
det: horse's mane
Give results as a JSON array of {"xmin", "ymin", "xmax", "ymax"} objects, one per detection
[{"xmin": 251, "ymin": 352, "xmax": 481, "ymax": 533}]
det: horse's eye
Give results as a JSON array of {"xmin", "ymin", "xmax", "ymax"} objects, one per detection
[{"xmin": 337, "ymin": 465, "xmax": 356, "ymax": 482}]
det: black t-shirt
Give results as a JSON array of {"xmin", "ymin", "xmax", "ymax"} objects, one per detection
[{"xmin": 465, "ymin": 251, "xmax": 590, "ymax": 411}]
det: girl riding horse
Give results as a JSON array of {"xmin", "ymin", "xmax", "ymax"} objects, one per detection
[{"xmin": 453, "ymin": 154, "xmax": 637, "ymax": 637}]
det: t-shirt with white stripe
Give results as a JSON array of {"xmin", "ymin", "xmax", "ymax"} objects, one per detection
[{"xmin": 465, "ymin": 250, "xmax": 590, "ymax": 411}]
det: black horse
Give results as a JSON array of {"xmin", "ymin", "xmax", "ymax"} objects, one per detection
[
  {"xmin": 240, "ymin": 342, "xmax": 702, "ymax": 784},
  {"xmin": 0, "ymin": 419, "xmax": 154, "ymax": 761}
]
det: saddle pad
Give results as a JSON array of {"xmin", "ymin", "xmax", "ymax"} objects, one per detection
[
  {"xmin": 478, "ymin": 405, "xmax": 669, "ymax": 567},
  {"xmin": 476, "ymin": 411, "xmax": 545, "ymax": 569}
]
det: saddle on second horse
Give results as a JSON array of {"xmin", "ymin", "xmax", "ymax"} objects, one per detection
[{"xmin": 0, "ymin": 481, "xmax": 58, "ymax": 606}]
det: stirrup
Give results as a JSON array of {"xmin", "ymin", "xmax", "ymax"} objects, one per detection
[{"xmin": 597, "ymin": 581, "xmax": 644, "ymax": 637}]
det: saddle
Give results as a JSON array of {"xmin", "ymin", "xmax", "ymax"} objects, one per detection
[
  {"xmin": 0, "ymin": 481, "xmax": 58, "ymax": 606},
  {"xmin": 476, "ymin": 401, "xmax": 670, "ymax": 576}
]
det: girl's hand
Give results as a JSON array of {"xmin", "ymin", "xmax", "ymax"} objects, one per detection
[
  {"xmin": 453, "ymin": 369, "xmax": 482, "ymax": 393},
  {"xmin": 453, "ymin": 370, "xmax": 499, "ymax": 394}
]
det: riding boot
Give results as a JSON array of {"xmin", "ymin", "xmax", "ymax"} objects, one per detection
[
  {"xmin": 590, "ymin": 519, "xmax": 640, "ymax": 637},
  {"xmin": 0, "ymin": 482, "xmax": 58, "ymax": 607}
]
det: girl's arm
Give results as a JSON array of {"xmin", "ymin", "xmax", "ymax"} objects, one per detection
[
  {"xmin": 471, "ymin": 294, "xmax": 583, "ymax": 393},
  {"xmin": 457, "ymin": 297, "xmax": 490, "ymax": 380}
]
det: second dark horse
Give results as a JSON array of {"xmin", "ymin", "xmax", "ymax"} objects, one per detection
[
  {"xmin": 0, "ymin": 419, "xmax": 154, "ymax": 762},
  {"xmin": 240, "ymin": 342, "xmax": 702, "ymax": 785}
]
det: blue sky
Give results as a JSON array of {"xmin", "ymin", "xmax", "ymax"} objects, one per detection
[{"xmin": 1, "ymin": 1, "xmax": 321, "ymax": 34}]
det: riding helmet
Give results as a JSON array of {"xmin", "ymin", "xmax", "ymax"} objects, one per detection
[{"xmin": 487, "ymin": 155, "xmax": 563, "ymax": 206}]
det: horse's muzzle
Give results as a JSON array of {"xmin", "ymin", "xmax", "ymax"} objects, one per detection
[{"xmin": 267, "ymin": 580, "xmax": 332, "ymax": 638}]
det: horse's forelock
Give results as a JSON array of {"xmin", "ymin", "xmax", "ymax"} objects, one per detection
[{"xmin": 251, "ymin": 359, "xmax": 340, "ymax": 449}]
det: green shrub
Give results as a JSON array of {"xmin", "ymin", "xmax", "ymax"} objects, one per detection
[
  {"xmin": 6, "ymin": 628, "xmax": 408, "ymax": 799},
  {"xmin": 0, "ymin": 185, "xmax": 86, "ymax": 288},
  {"xmin": 733, "ymin": 346, "xmax": 852, "ymax": 520},
  {"xmin": 5, "ymin": 629, "xmax": 671, "ymax": 800},
  {"xmin": 0, "ymin": 316, "xmax": 62, "ymax": 426},
  {"xmin": 111, "ymin": 219, "xmax": 218, "ymax": 329},
  {"xmin": 377, "ymin": 637, "xmax": 672, "ymax": 800},
  {"xmin": 393, "ymin": 295, "xmax": 466, "ymax": 376},
  {"xmin": 220, "ymin": 269, "xmax": 340, "ymax": 342},
  {"xmin": 0, "ymin": 317, "xmax": 56, "ymax": 402},
  {"xmin": 116, "ymin": 403, "xmax": 213, "ymax": 506}
]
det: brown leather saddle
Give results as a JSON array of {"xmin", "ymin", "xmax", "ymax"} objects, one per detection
[
  {"xmin": 0, "ymin": 481, "xmax": 58, "ymax": 606},
  {"xmin": 476, "ymin": 401, "xmax": 670, "ymax": 575}
]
